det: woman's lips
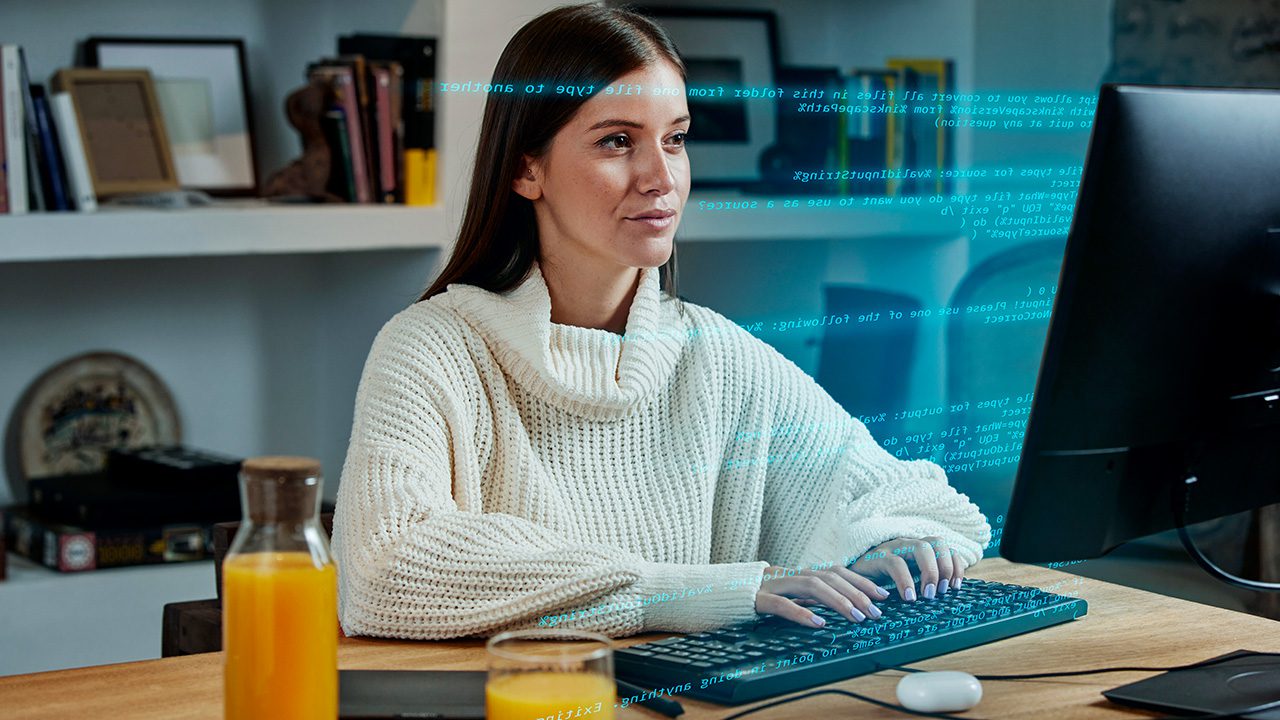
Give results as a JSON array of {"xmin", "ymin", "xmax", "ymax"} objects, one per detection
[{"xmin": 626, "ymin": 215, "xmax": 674, "ymax": 229}]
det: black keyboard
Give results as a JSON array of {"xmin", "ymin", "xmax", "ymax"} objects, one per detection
[{"xmin": 615, "ymin": 578, "xmax": 1087, "ymax": 705}]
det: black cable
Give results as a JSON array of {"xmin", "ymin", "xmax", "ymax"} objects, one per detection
[
  {"xmin": 890, "ymin": 650, "xmax": 1280, "ymax": 681},
  {"xmin": 717, "ymin": 653, "xmax": 1280, "ymax": 719}
]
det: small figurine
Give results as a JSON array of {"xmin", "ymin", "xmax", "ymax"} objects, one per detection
[{"xmin": 262, "ymin": 79, "xmax": 345, "ymax": 202}]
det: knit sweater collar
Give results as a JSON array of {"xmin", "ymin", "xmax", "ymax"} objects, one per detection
[{"xmin": 437, "ymin": 261, "xmax": 686, "ymax": 418}]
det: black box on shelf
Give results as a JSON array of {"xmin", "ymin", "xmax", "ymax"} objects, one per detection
[
  {"xmin": 29, "ymin": 469, "xmax": 241, "ymax": 529},
  {"xmin": 3, "ymin": 505, "xmax": 213, "ymax": 572},
  {"xmin": 106, "ymin": 445, "xmax": 242, "ymax": 492}
]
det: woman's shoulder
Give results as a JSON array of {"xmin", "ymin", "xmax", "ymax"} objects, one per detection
[
  {"xmin": 678, "ymin": 300, "xmax": 787, "ymax": 365},
  {"xmin": 365, "ymin": 295, "xmax": 486, "ymax": 381},
  {"xmin": 678, "ymin": 299, "xmax": 761, "ymax": 345}
]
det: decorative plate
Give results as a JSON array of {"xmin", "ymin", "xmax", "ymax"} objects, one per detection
[{"xmin": 4, "ymin": 351, "xmax": 181, "ymax": 503}]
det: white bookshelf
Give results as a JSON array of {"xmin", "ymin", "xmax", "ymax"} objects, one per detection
[{"xmin": 0, "ymin": 205, "xmax": 448, "ymax": 263}]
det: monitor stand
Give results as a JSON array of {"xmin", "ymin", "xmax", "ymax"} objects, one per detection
[{"xmin": 1104, "ymin": 649, "xmax": 1280, "ymax": 718}]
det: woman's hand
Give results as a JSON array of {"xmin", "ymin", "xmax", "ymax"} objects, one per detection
[
  {"xmin": 755, "ymin": 564, "xmax": 890, "ymax": 627},
  {"xmin": 848, "ymin": 536, "xmax": 970, "ymax": 602}
]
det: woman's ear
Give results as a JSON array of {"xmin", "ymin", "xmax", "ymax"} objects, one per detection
[{"xmin": 512, "ymin": 155, "xmax": 542, "ymax": 200}]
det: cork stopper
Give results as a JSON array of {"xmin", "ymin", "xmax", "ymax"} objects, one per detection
[
  {"xmin": 241, "ymin": 456, "xmax": 322, "ymax": 480},
  {"xmin": 239, "ymin": 456, "xmax": 323, "ymax": 524}
]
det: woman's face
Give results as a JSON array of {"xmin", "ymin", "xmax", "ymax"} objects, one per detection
[{"xmin": 513, "ymin": 60, "xmax": 691, "ymax": 273}]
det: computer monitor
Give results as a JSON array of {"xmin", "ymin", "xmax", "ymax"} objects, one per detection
[{"xmin": 1001, "ymin": 84, "xmax": 1280, "ymax": 567}]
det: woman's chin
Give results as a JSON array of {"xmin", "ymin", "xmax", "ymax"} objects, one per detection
[{"xmin": 617, "ymin": 235, "xmax": 674, "ymax": 268}]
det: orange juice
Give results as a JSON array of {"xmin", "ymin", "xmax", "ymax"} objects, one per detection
[
  {"xmin": 486, "ymin": 671, "xmax": 616, "ymax": 720},
  {"xmin": 223, "ymin": 551, "xmax": 337, "ymax": 720}
]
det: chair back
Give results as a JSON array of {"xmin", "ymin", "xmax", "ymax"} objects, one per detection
[
  {"xmin": 945, "ymin": 239, "xmax": 1067, "ymax": 532},
  {"xmin": 816, "ymin": 284, "xmax": 923, "ymax": 444}
]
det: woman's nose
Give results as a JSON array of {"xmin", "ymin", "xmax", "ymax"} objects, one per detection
[{"xmin": 636, "ymin": 144, "xmax": 677, "ymax": 195}]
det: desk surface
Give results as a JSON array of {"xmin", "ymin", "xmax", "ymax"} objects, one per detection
[{"xmin": 3, "ymin": 558, "xmax": 1277, "ymax": 719}]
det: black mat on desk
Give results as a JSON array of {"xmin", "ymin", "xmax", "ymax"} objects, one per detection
[
  {"xmin": 1104, "ymin": 649, "xmax": 1280, "ymax": 719},
  {"xmin": 340, "ymin": 670, "xmax": 486, "ymax": 719}
]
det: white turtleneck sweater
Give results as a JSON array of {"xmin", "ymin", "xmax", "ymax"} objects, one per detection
[{"xmin": 331, "ymin": 262, "xmax": 991, "ymax": 640}]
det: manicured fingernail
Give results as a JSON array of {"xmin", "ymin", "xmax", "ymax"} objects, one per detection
[
  {"xmin": 849, "ymin": 606, "xmax": 866, "ymax": 622},
  {"xmin": 810, "ymin": 614, "xmax": 825, "ymax": 627},
  {"xmin": 875, "ymin": 586, "xmax": 891, "ymax": 598},
  {"xmin": 939, "ymin": 579, "xmax": 949, "ymax": 595},
  {"xmin": 923, "ymin": 583, "xmax": 936, "ymax": 600},
  {"xmin": 868, "ymin": 603, "xmax": 882, "ymax": 619},
  {"xmin": 904, "ymin": 587, "xmax": 916, "ymax": 602},
  {"xmin": 955, "ymin": 578, "xmax": 963, "ymax": 590}
]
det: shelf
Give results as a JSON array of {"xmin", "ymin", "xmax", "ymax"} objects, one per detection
[
  {"xmin": 0, "ymin": 204, "xmax": 449, "ymax": 263},
  {"xmin": 678, "ymin": 191, "xmax": 962, "ymax": 242}
]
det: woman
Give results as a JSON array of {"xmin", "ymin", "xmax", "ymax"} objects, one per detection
[{"xmin": 331, "ymin": 2, "xmax": 990, "ymax": 640}]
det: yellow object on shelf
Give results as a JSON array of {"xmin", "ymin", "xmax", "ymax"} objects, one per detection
[
  {"xmin": 486, "ymin": 670, "xmax": 616, "ymax": 720},
  {"xmin": 223, "ymin": 551, "xmax": 338, "ymax": 720},
  {"xmin": 405, "ymin": 148, "xmax": 437, "ymax": 205}
]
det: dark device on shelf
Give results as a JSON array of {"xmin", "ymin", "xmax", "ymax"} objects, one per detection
[
  {"xmin": 996, "ymin": 84, "xmax": 1280, "ymax": 716},
  {"xmin": 339, "ymin": 670, "xmax": 487, "ymax": 720},
  {"xmin": 27, "ymin": 446, "xmax": 242, "ymax": 529},
  {"xmin": 616, "ymin": 578, "xmax": 1084, "ymax": 705}
]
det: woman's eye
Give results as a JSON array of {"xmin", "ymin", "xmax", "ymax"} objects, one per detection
[
  {"xmin": 669, "ymin": 131, "xmax": 689, "ymax": 147},
  {"xmin": 599, "ymin": 134, "xmax": 631, "ymax": 149}
]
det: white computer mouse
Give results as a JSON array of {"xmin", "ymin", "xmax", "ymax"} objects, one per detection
[{"xmin": 896, "ymin": 671, "xmax": 983, "ymax": 713}]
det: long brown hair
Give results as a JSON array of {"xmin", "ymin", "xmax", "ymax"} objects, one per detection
[{"xmin": 418, "ymin": 3, "xmax": 685, "ymax": 304}]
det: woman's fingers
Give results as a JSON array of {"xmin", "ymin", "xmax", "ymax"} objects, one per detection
[
  {"xmin": 910, "ymin": 539, "xmax": 942, "ymax": 598},
  {"xmin": 834, "ymin": 566, "xmax": 891, "ymax": 606},
  {"xmin": 882, "ymin": 553, "xmax": 918, "ymax": 602},
  {"xmin": 756, "ymin": 592, "xmax": 825, "ymax": 627},
  {"xmin": 924, "ymin": 536, "xmax": 955, "ymax": 596},
  {"xmin": 759, "ymin": 570, "xmax": 882, "ymax": 624},
  {"xmin": 811, "ymin": 570, "xmax": 879, "ymax": 620}
]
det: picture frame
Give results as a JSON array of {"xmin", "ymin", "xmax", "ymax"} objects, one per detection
[
  {"xmin": 84, "ymin": 37, "xmax": 259, "ymax": 197},
  {"xmin": 48, "ymin": 68, "xmax": 180, "ymax": 197},
  {"xmin": 635, "ymin": 7, "xmax": 780, "ymax": 188}
]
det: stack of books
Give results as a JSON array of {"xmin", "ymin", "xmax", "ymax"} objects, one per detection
[
  {"xmin": 0, "ymin": 44, "xmax": 97, "ymax": 215},
  {"xmin": 309, "ymin": 33, "xmax": 438, "ymax": 205}
]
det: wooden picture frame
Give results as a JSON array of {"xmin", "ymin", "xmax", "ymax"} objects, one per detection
[
  {"xmin": 84, "ymin": 37, "xmax": 260, "ymax": 197},
  {"xmin": 49, "ymin": 68, "xmax": 180, "ymax": 197}
]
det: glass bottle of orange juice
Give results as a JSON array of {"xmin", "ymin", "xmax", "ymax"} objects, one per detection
[{"xmin": 223, "ymin": 456, "xmax": 337, "ymax": 720}]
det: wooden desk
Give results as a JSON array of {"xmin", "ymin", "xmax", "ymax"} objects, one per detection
[{"xmin": 3, "ymin": 558, "xmax": 1278, "ymax": 719}]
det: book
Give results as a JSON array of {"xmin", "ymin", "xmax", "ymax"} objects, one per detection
[
  {"xmin": 1, "ymin": 45, "xmax": 27, "ymax": 214},
  {"xmin": 17, "ymin": 47, "xmax": 47, "ymax": 212},
  {"xmin": 31, "ymin": 85, "xmax": 70, "ymax": 211},
  {"xmin": 843, "ymin": 68, "xmax": 896, "ymax": 196},
  {"xmin": 336, "ymin": 54, "xmax": 379, "ymax": 202},
  {"xmin": 0, "ymin": 63, "xmax": 6, "ymax": 215},
  {"xmin": 337, "ymin": 34, "xmax": 436, "ymax": 205},
  {"xmin": 29, "ymin": 472, "xmax": 240, "ymax": 530},
  {"xmin": 3, "ymin": 504, "xmax": 213, "ymax": 572},
  {"xmin": 322, "ymin": 106, "xmax": 356, "ymax": 201},
  {"xmin": 47, "ymin": 92, "xmax": 96, "ymax": 211},
  {"xmin": 308, "ymin": 63, "xmax": 372, "ymax": 202},
  {"xmin": 337, "ymin": 34, "xmax": 435, "ymax": 150},
  {"xmin": 372, "ymin": 63, "xmax": 400, "ymax": 203},
  {"xmin": 887, "ymin": 58, "xmax": 956, "ymax": 196}
]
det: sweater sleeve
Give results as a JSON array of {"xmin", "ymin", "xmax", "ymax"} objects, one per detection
[
  {"xmin": 331, "ymin": 314, "xmax": 767, "ymax": 640},
  {"xmin": 746, "ymin": 339, "xmax": 991, "ymax": 572}
]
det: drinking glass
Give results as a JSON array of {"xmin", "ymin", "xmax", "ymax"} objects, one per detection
[{"xmin": 486, "ymin": 629, "xmax": 616, "ymax": 720}]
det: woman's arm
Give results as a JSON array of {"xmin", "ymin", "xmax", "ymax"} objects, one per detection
[
  {"xmin": 332, "ymin": 315, "xmax": 767, "ymax": 640},
  {"xmin": 744, "ymin": 339, "xmax": 991, "ymax": 575}
]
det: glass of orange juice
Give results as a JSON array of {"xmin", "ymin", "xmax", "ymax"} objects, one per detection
[
  {"xmin": 486, "ymin": 629, "xmax": 616, "ymax": 720},
  {"xmin": 223, "ymin": 456, "xmax": 337, "ymax": 720}
]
